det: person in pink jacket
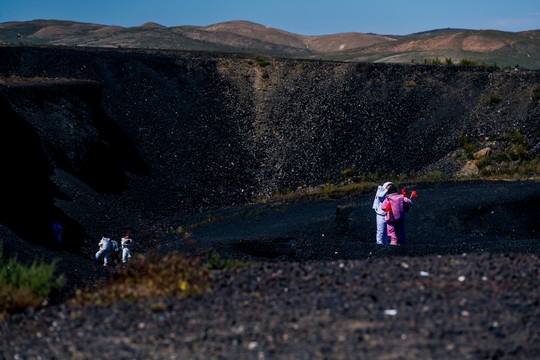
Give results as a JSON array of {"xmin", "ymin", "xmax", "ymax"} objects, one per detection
[{"xmin": 380, "ymin": 185, "xmax": 413, "ymax": 245}]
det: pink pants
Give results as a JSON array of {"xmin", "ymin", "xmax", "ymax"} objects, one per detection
[{"xmin": 387, "ymin": 219, "xmax": 407, "ymax": 245}]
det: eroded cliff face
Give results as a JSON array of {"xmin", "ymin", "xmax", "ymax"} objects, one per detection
[{"xmin": 0, "ymin": 46, "xmax": 539, "ymax": 249}]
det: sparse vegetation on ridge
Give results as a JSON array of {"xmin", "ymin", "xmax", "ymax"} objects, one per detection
[
  {"xmin": 245, "ymin": 130, "xmax": 539, "ymax": 205},
  {"xmin": 456, "ymin": 131, "xmax": 540, "ymax": 179},
  {"xmin": 459, "ymin": 58, "xmax": 477, "ymax": 66},
  {"xmin": 0, "ymin": 75, "xmax": 80, "ymax": 85}
]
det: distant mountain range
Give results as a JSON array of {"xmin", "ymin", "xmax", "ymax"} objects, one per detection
[{"xmin": 1, "ymin": 19, "xmax": 539, "ymax": 68}]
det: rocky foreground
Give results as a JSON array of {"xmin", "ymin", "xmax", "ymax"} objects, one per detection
[
  {"xmin": 0, "ymin": 180, "xmax": 539, "ymax": 359},
  {"xmin": 1, "ymin": 252, "xmax": 539, "ymax": 359}
]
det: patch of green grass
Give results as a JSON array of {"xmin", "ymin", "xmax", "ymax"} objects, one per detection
[
  {"xmin": 256, "ymin": 58, "xmax": 271, "ymax": 67},
  {"xmin": 425, "ymin": 171, "xmax": 447, "ymax": 180},
  {"xmin": 0, "ymin": 244, "xmax": 65, "ymax": 315},
  {"xmin": 249, "ymin": 180, "xmax": 379, "ymax": 204}
]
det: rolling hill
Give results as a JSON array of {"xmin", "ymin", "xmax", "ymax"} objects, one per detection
[{"xmin": 1, "ymin": 19, "xmax": 539, "ymax": 68}]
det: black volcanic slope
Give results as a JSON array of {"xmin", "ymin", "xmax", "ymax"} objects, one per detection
[
  {"xmin": 0, "ymin": 46, "xmax": 539, "ymax": 360},
  {"xmin": 0, "ymin": 46, "xmax": 538, "ymax": 254}
]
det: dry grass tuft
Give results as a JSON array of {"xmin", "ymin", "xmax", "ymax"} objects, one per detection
[{"xmin": 71, "ymin": 251, "xmax": 210, "ymax": 306}]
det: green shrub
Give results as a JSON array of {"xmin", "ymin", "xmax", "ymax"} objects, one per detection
[
  {"xmin": 205, "ymin": 252, "xmax": 250, "ymax": 270},
  {"xmin": 445, "ymin": 58, "xmax": 453, "ymax": 65},
  {"xmin": 476, "ymin": 157, "xmax": 493, "ymax": 170},
  {"xmin": 481, "ymin": 93, "xmax": 502, "ymax": 106},
  {"xmin": 0, "ymin": 244, "xmax": 65, "ymax": 314},
  {"xmin": 516, "ymin": 158, "xmax": 540, "ymax": 175},
  {"xmin": 424, "ymin": 57, "xmax": 442, "ymax": 65},
  {"xmin": 457, "ymin": 133, "xmax": 469, "ymax": 148},
  {"xmin": 509, "ymin": 152, "xmax": 520, "ymax": 161},
  {"xmin": 459, "ymin": 58, "xmax": 477, "ymax": 66},
  {"xmin": 256, "ymin": 58, "xmax": 271, "ymax": 67},
  {"xmin": 481, "ymin": 62, "xmax": 497, "ymax": 71},
  {"xmin": 532, "ymin": 88, "xmax": 540, "ymax": 101},
  {"xmin": 405, "ymin": 81, "xmax": 417, "ymax": 88},
  {"xmin": 340, "ymin": 167, "xmax": 357, "ymax": 180},
  {"xmin": 72, "ymin": 251, "xmax": 209, "ymax": 306},
  {"xmin": 454, "ymin": 150, "xmax": 465, "ymax": 160},
  {"xmin": 510, "ymin": 130, "xmax": 528, "ymax": 148},
  {"xmin": 497, "ymin": 154, "xmax": 511, "ymax": 162},
  {"xmin": 457, "ymin": 134, "xmax": 479, "ymax": 159}
]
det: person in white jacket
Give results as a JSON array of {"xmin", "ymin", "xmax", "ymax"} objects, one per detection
[
  {"xmin": 372, "ymin": 182, "xmax": 394, "ymax": 244},
  {"xmin": 95, "ymin": 235, "xmax": 112, "ymax": 266},
  {"xmin": 121, "ymin": 233, "xmax": 133, "ymax": 263}
]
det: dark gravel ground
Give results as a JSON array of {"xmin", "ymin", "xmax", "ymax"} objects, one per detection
[
  {"xmin": 1, "ymin": 180, "xmax": 539, "ymax": 359},
  {"xmin": 1, "ymin": 254, "xmax": 539, "ymax": 359}
]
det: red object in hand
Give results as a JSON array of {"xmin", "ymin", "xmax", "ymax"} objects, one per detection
[
  {"xmin": 411, "ymin": 190, "xmax": 418, "ymax": 198},
  {"xmin": 402, "ymin": 188, "xmax": 407, "ymax": 196},
  {"xmin": 385, "ymin": 202, "xmax": 392, "ymax": 212}
]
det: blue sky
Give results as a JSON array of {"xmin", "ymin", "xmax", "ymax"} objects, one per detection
[{"xmin": 1, "ymin": 0, "xmax": 539, "ymax": 35}]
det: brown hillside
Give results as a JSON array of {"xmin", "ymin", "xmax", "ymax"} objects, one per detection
[
  {"xmin": 301, "ymin": 32, "xmax": 395, "ymax": 52},
  {"xmin": 201, "ymin": 20, "xmax": 307, "ymax": 49},
  {"xmin": 137, "ymin": 22, "xmax": 167, "ymax": 29},
  {"xmin": 200, "ymin": 20, "xmax": 395, "ymax": 52},
  {"xmin": 27, "ymin": 22, "xmax": 106, "ymax": 39},
  {"xmin": 90, "ymin": 25, "xmax": 124, "ymax": 35},
  {"xmin": 358, "ymin": 30, "xmax": 533, "ymax": 54}
]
